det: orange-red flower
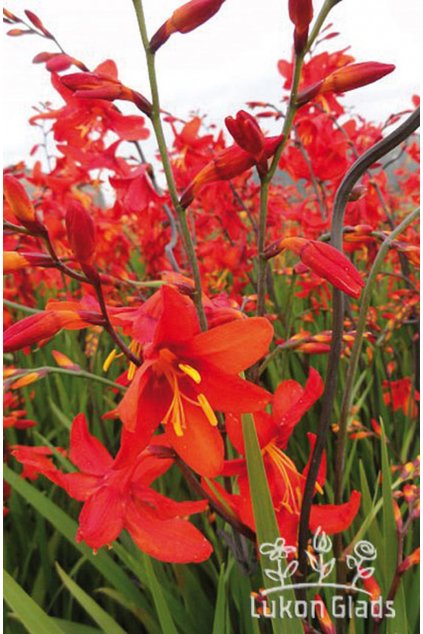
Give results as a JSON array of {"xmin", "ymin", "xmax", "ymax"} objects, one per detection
[
  {"xmin": 204, "ymin": 368, "xmax": 361, "ymax": 545},
  {"xmin": 150, "ymin": 0, "xmax": 226, "ymax": 53},
  {"xmin": 118, "ymin": 285, "xmax": 273, "ymax": 477},
  {"xmin": 297, "ymin": 62, "xmax": 395, "ymax": 106},
  {"xmin": 12, "ymin": 414, "xmax": 213, "ymax": 562},
  {"xmin": 266, "ymin": 237, "xmax": 365, "ymax": 298}
]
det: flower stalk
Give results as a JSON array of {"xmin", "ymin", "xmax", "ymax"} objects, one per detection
[{"xmin": 131, "ymin": 0, "xmax": 208, "ymax": 331}]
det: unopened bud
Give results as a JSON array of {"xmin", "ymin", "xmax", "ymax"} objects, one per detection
[{"xmin": 65, "ymin": 201, "xmax": 96, "ymax": 265}]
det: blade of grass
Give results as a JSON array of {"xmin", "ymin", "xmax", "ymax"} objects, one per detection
[
  {"xmin": 55, "ymin": 563, "xmax": 126, "ymax": 634},
  {"xmin": 212, "ymin": 564, "xmax": 228, "ymax": 634},
  {"xmin": 242, "ymin": 413, "xmax": 303, "ymax": 634},
  {"xmin": 4, "ymin": 466, "xmax": 152, "ymax": 615},
  {"xmin": 139, "ymin": 552, "xmax": 179, "ymax": 634},
  {"xmin": 4, "ymin": 569, "xmax": 65, "ymax": 634}
]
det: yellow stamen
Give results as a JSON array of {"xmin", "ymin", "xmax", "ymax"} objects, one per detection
[
  {"xmin": 178, "ymin": 363, "xmax": 202, "ymax": 384},
  {"xmin": 103, "ymin": 348, "xmax": 118, "ymax": 372},
  {"xmin": 265, "ymin": 443, "xmax": 303, "ymax": 514},
  {"xmin": 197, "ymin": 393, "xmax": 218, "ymax": 426},
  {"xmin": 162, "ymin": 372, "xmax": 186, "ymax": 437},
  {"xmin": 128, "ymin": 362, "xmax": 137, "ymax": 381}
]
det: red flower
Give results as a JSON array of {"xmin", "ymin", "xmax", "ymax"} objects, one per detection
[
  {"xmin": 118, "ymin": 285, "xmax": 273, "ymax": 477},
  {"xmin": 266, "ymin": 237, "xmax": 365, "ymax": 298},
  {"xmin": 12, "ymin": 414, "xmax": 213, "ymax": 563},
  {"xmin": 383, "ymin": 377, "xmax": 419, "ymax": 417},
  {"xmin": 204, "ymin": 369, "xmax": 361, "ymax": 545},
  {"xmin": 150, "ymin": 0, "xmax": 226, "ymax": 53}
]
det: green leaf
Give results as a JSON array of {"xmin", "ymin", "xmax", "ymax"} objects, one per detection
[
  {"xmin": 55, "ymin": 563, "xmax": 126, "ymax": 634},
  {"xmin": 242, "ymin": 413, "xmax": 303, "ymax": 634},
  {"xmin": 139, "ymin": 553, "xmax": 179, "ymax": 634},
  {"xmin": 380, "ymin": 423, "xmax": 409, "ymax": 634},
  {"xmin": 4, "ymin": 466, "xmax": 151, "ymax": 615},
  {"xmin": 52, "ymin": 620, "xmax": 103, "ymax": 634},
  {"xmin": 4, "ymin": 569, "xmax": 65, "ymax": 634},
  {"xmin": 212, "ymin": 564, "xmax": 228, "ymax": 634}
]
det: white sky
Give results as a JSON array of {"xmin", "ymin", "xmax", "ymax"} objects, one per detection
[{"xmin": 2, "ymin": 0, "xmax": 420, "ymax": 167}]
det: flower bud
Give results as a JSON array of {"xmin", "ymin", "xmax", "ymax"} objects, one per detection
[
  {"xmin": 289, "ymin": 0, "xmax": 313, "ymax": 54},
  {"xmin": 65, "ymin": 201, "xmax": 96, "ymax": 265},
  {"xmin": 150, "ymin": 0, "xmax": 225, "ymax": 53},
  {"xmin": 297, "ymin": 62, "xmax": 395, "ymax": 106},
  {"xmin": 61, "ymin": 72, "xmax": 152, "ymax": 116},
  {"xmin": 266, "ymin": 237, "xmax": 365, "ymax": 298},
  {"xmin": 180, "ymin": 133, "xmax": 282, "ymax": 208},
  {"xmin": 3, "ymin": 251, "xmax": 54, "ymax": 273},
  {"xmin": 225, "ymin": 110, "xmax": 264, "ymax": 157},
  {"xmin": 3, "ymin": 175, "xmax": 45, "ymax": 233},
  {"xmin": 4, "ymin": 311, "xmax": 83, "ymax": 353},
  {"xmin": 398, "ymin": 547, "xmax": 420, "ymax": 574}
]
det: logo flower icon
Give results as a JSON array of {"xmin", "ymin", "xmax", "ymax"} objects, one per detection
[{"xmin": 259, "ymin": 537, "xmax": 296, "ymax": 561}]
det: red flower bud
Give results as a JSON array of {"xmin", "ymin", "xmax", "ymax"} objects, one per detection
[
  {"xmin": 3, "ymin": 311, "xmax": 85, "ymax": 353},
  {"xmin": 65, "ymin": 201, "xmax": 96, "ymax": 265},
  {"xmin": 266, "ymin": 237, "xmax": 365, "ymax": 298},
  {"xmin": 297, "ymin": 62, "xmax": 395, "ymax": 106},
  {"xmin": 289, "ymin": 0, "xmax": 313, "ymax": 54},
  {"xmin": 3, "ymin": 251, "xmax": 54, "ymax": 273},
  {"xmin": 398, "ymin": 547, "xmax": 420, "ymax": 574},
  {"xmin": 225, "ymin": 110, "xmax": 264, "ymax": 157},
  {"xmin": 150, "ymin": 0, "xmax": 225, "ymax": 53},
  {"xmin": 61, "ymin": 72, "xmax": 152, "ymax": 116},
  {"xmin": 3, "ymin": 175, "xmax": 45, "ymax": 234},
  {"xmin": 180, "ymin": 134, "xmax": 282, "ymax": 208}
]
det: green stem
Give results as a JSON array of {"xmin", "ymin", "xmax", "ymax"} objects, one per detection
[
  {"xmin": 256, "ymin": 53, "xmax": 304, "ymax": 316},
  {"xmin": 131, "ymin": 0, "xmax": 207, "ymax": 331},
  {"xmin": 334, "ymin": 208, "xmax": 419, "ymax": 503},
  {"xmin": 5, "ymin": 366, "xmax": 127, "ymax": 392},
  {"xmin": 3, "ymin": 300, "xmax": 41, "ymax": 315},
  {"xmin": 297, "ymin": 107, "xmax": 420, "ymax": 592},
  {"xmin": 305, "ymin": 0, "xmax": 341, "ymax": 53}
]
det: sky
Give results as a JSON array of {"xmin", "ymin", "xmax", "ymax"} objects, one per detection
[{"xmin": 2, "ymin": 0, "xmax": 420, "ymax": 167}]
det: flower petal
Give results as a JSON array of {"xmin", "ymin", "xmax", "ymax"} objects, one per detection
[
  {"xmin": 166, "ymin": 401, "xmax": 224, "ymax": 477},
  {"xmin": 197, "ymin": 361, "xmax": 271, "ymax": 413},
  {"xmin": 309, "ymin": 490, "xmax": 361, "ymax": 534},
  {"xmin": 183, "ymin": 317, "xmax": 274, "ymax": 373},
  {"xmin": 125, "ymin": 500, "xmax": 212, "ymax": 563},
  {"xmin": 69, "ymin": 413, "xmax": 113, "ymax": 475},
  {"xmin": 77, "ymin": 486, "xmax": 124, "ymax": 549},
  {"xmin": 153, "ymin": 285, "xmax": 200, "ymax": 348}
]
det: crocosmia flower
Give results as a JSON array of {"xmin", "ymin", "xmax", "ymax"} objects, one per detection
[
  {"xmin": 118, "ymin": 285, "xmax": 273, "ymax": 477},
  {"xmin": 12, "ymin": 414, "xmax": 213, "ymax": 563}
]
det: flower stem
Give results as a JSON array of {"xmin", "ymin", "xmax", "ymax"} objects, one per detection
[
  {"xmin": 131, "ymin": 0, "xmax": 207, "ymax": 331},
  {"xmin": 297, "ymin": 107, "xmax": 420, "ymax": 594},
  {"xmin": 5, "ymin": 366, "xmax": 127, "ymax": 392},
  {"xmin": 256, "ymin": 53, "xmax": 304, "ymax": 317},
  {"xmin": 333, "ymin": 208, "xmax": 419, "ymax": 509}
]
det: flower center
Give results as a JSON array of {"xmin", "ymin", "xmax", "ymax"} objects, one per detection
[
  {"xmin": 264, "ymin": 442, "xmax": 303, "ymax": 515},
  {"xmin": 158, "ymin": 350, "xmax": 218, "ymax": 437}
]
